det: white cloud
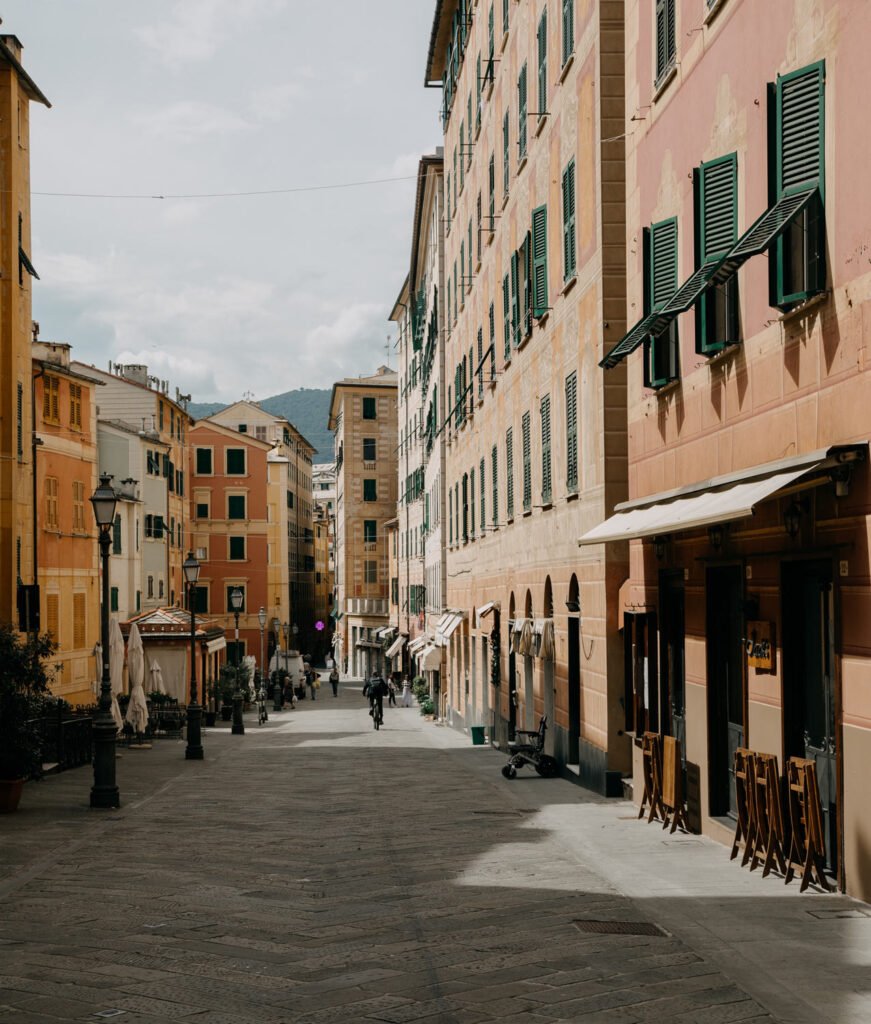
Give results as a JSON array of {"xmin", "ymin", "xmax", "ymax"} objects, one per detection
[
  {"xmin": 251, "ymin": 82, "xmax": 307, "ymax": 123},
  {"xmin": 133, "ymin": 101, "xmax": 252, "ymax": 142}
]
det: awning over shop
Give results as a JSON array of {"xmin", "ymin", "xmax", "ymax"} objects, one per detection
[
  {"xmin": 475, "ymin": 601, "xmax": 499, "ymax": 624},
  {"xmin": 420, "ymin": 644, "xmax": 442, "ymax": 670},
  {"xmin": 512, "ymin": 618, "xmax": 534, "ymax": 657},
  {"xmin": 407, "ymin": 635, "xmax": 430, "ymax": 655},
  {"xmin": 385, "ymin": 635, "xmax": 406, "ymax": 659},
  {"xmin": 205, "ymin": 637, "xmax": 226, "ymax": 654},
  {"xmin": 435, "ymin": 610, "xmax": 465, "ymax": 644},
  {"xmin": 578, "ymin": 446, "xmax": 865, "ymax": 546}
]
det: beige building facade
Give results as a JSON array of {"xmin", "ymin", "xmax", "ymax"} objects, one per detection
[
  {"xmin": 329, "ymin": 368, "xmax": 398, "ymax": 677},
  {"xmin": 425, "ymin": 0, "xmax": 629, "ymax": 791}
]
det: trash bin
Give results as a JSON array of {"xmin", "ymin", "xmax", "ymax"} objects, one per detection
[{"xmin": 470, "ymin": 725, "xmax": 486, "ymax": 745}]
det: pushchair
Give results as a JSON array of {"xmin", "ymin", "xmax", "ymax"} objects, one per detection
[{"xmin": 501, "ymin": 716, "xmax": 559, "ymax": 779}]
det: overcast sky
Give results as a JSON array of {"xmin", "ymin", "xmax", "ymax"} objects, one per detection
[{"xmin": 7, "ymin": 1, "xmax": 439, "ymax": 403}]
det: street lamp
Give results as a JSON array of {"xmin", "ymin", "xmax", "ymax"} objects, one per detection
[
  {"xmin": 89, "ymin": 473, "xmax": 120, "ymax": 809},
  {"xmin": 183, "ymin": 552, "xmax": 203, "ymax": 760},
  {"xmin": 258, "ymin": 607, "xmax": 268, "ymax": 724},
  {"xmin": 272, "ymin": 616, "xmax": 283, "ymax": 711},
  {"xmin": 230, "ymin": 587, "xmax": 245, "ymax": 735}
]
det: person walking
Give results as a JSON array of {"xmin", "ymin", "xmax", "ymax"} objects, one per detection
[
  {"xmin": 306, "ymin": 664, "xmax": 317, "ymax": 701},
  {"xmin": 387, "ymin": 677, "xmax": 397, "ymax": 707},
  {"xmin": 401, "ymin": 674, "xmax": 414, "ymax": 707},
  {"xmin": 329, "ymin": 666, "xmax": 340, "ymax": 697}
]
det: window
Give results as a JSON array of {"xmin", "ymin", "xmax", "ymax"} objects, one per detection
[
  {"xmin": 470, "ymin": 466, "xmax": 476, "ymax": 538},
  {"xmin": 73, "ymin": 593, "xmax": 86, "ymax": 649},
  {"xmin": 562, "ymin": 0, "xmax": 574, "ymax": 66},
  {"xmin": 43, "ymin": 375, "xmax": 59, "ymax": 423},
  {"xmin": 110, "ymin": 586, "xmax": 119, "ymax": 613},
  {"xmin": 532, "ymin": 204, "xmax": 548, "ymax": 317},
  {"xmin": 363, "ymin": 479, "xmax": 377, "ymax": 502},
  {"xmin": 228, "ymin": 495, "xmax": 246, "ymax": 520},
  {"xmin": 147, "ymin": 575, "xmax": 154, "ymax": 598},
  {"xmin": 480, "ymin": 457, "xmax": 486, "ymax": 532},
  {"xmin": 565, "ymin": 372, "xmax": 578, "ymax": 493},
  {"xmin": 238, "ymin": 423, "xmax": 247, "ymax": 433},
  {"xmin": 196, "ymin": 501, "xmax": 209, "ymax": 519},
  {"xmin": 112, "ymin": 514, "xmax": 122, "ymax": 555},
  {"xmin": 45, "ymin": 476, "xmax": 59, "ymax": 529},
  {"xmin": 196, "ymin": 448, "xmax": 212, "ymax": 475},
  {"xmin": 229, "ymin": 536, "xmax": 245, "ymax": 560},
  {"xmin": 655, "ymin": 0, "xmax": 676, "ymax": 87},
  {"xmin": 193, "ymin": 586, "xmax": 209, "ymax": 614},
  {"xmin": 696, "ymin": 153, "xmax": 739, "ymax": 354},
  {"xmin": 255, "ymin": 425, "xmax": 267, "ymax": 441},
  {"xmin": 136, "ymin": 590, "xmax": 141, "ymax": 611},
  {"xmin": 522, "ymin": 411, "xmax": 532, "ymax": 512},
  {"xmin": 537, "ymin": 9, "xmax": 547, "ymax": 115},
  {"xmin": 226, "ymin": 448, "xmax": 246, "ymax": 475},
  {"xmin": 226, "ymin": 586, "xmax": 246, "ymax": 612},
  {"xmin": 540, "ymin": 395, "xmax": 552, "ymax": 504},
  {"xmin": 159, "ymin": 402, "xmax": 164, "ymax": 430},
  {"xmin": 488, "ymin": 303, "xmax": 496, "ymax": 380},
  {"xmin": 562, "ymin": 159, "xmax": 576, "ymax": 281},
  {"xmin": 488, "ymin": 155, "xmax": 495, "ymax": 230},
  {"xmin": 517, "ymin": 62, "xmax": 528, "ymax": 162},
  {"xmin": 506, "ymin": 427, "xmax": 515, "ymax": 520},
  {"xmin": 362, "ymin": 438, "xmax": 376, "ymax": 462},
  {"xmin": 287, "ymin": 490, "xmax": 294, "ymax": 509},
  {"xmin": 502, "ymin": 111, "xmax": 510, "ymax": 195},
  {"xmin": 69, "ymin": 383, "xmax": 82, "ymax": 430},
  {"xmin": 159, "ymin": 578, "xmax": 164, "ymax": 600},
  {"xmin": 502, "ymin": 274, "xmax": 511, "ymax": 359},
  {"xmin": 477, "ymin": 327, "xmax": 484, "ymax": 399},
  {"xmin": 503, "ymin": 0, "xmax": 509, "ymax": 35},
  {"xmin": 364, "ymin": 520, "xmax": 377, "ymax": 545},
  {"xmin": 643, "ymin": 218, "xmax": 679, "ymax": 389},
  {"xmin": 491, "ymin": 445, "xmax": 499, "ymax": 526},
  {"xmin": 449, "ymin": 486, "xmax": 454, "ymax": 544},
  {"xmin": 72, "ymin": 481, "xmax": 86, "ymax": 532},
  {"xmin": 459, "ymin": 122, "xmax": 465, "ymax": 191},
  {"xmin": 462, "ymin": 472, "xmax": 469, "ymax": 542},
  {"xmin": 773, "ymin": 62, "xmax": 826, "ymax": 307},
  {"xmin": 362, "ymin": 397, "xmax": 376, "ymax": 419},
  {"xmin": 364, "ymin": 560, "xmax": 377, "ymax": 584}
]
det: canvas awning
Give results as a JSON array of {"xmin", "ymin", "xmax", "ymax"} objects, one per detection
[
  {"xmin": 578, "ymin": 446, "xmax": 865, "ymax": 546},
  {"xmin": 375, "ymin": 626, "xmax": 396, "ymax": 641},
  {"xmin": 436, "ymin": 610, "xmax": 465, "ymax": 643},
  {"xmin": 385, "ymin": 635, "xmax": 406, "ymax": 659},
  {"xmin": 420, "ymin": 644, "xmax": 442, "ymax": 670},
  {"xmin": 407, "ymin": 635, "xmax": 430, "ymax": 654},
  {"xmin": 206, "ymin": 637, "xmax": 226, "ymax": 654},
  {"xmin": 475, "ymin": 601, "xmax": 499, "ymax": 623}
]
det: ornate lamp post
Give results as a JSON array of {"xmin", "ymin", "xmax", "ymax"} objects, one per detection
[
  {"xmin": 258, "ymin": 607, "xmax": 268, "ymax": 724},
  {"xmin": 183, "ymin": 552, "xmax": 203, "ymax": 760},
  {"xmin": 272, "ymin": 616, "xmax": 283, "ymax": 711},
  {"xmin": 230, "ymin": 587, "xmax": 245, "ymax": 735},
  {"xmin": 89, "ymin": 473, "xmax": 120, "ymax": 809}
]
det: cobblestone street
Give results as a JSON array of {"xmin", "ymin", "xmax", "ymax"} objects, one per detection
[{"xmin": 1, "ymin": 686, "xmax": 869, "ymax": 1024}]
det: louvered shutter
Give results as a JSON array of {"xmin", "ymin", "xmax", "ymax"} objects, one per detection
[
  {"xmin": 518, "ymin": 64, "xmax": 527, "ymax": 159},
  {"xmin": 562, "ymin": 0, "xmax": 574, "ymax": 66},
  {"xmin": 510, "ymin": 251, "xmax": 520, "ymax": 345},
  {"xmin": 492, "ymin": 445, "xmax": 499, "ymax": 525},
  {"xmin": 701, "ymin": 155, "xmax": 737, "ymax": 262},
  {"xmin": 650, "ymin": 218, "xmax": 678, "ymax": 310},
  {"xmin": 565, "ymin": 372, "xmax": 578, "ymax": 492},
  {"xmin": 503, "ymin": 0, "xmax": 509, "ymax": 33},
  {"xmin": 503, "ymin": 111, "xmax": 510, "ymax": 193},
  {"xmin": 655, "ymin": 0, "xmax": 675, "ymax": 84},
  {"xmin": 488, "ymin": 155, "xmax": 495, "ymax": 226},
  {"xmin": 522, "ymin": 411, "xmax": 531, "ymax": 511},
  {"xmin": 562, "ymin": 161, "xmax": 577, "ymax": 280},
  {"xmin": 506, "ymin": 427, "xmax": 514, "ymax": 518},
  {"xmin": 503, "ymin": 274, "xmax": 511, "ymax": 358},
  {"xmin": 480, "ymin": 457, "xmax": 486, "ymax": 531},
  {"xmin": 540, "ymin": 395, "xmax": 552, "ymax": 503},
  {"xmin": 537, "ymin": 10, "xmax": 547, "ymax": 114},
  {"xmin": 532, "ymin": 204, "xmax": 549, "ymax": 316},
  {"xmin": 470, "ymin": 468, "xmax": 475, "ymax": 537},
  {"xmin": 777, "ymin": 62, "xmax": 824, "ymax": 195},
  {"xmin": 477, "ymin": 327, "xmax": 484, "ymax": 398},
  {"xmin": 521, "ymin": 231, "xmax": 532, "ymax": 335}
]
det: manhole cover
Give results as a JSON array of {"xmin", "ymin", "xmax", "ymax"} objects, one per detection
[{"xmin": 573, "ymin": 920, "xmax": 668, "ymax": 937}]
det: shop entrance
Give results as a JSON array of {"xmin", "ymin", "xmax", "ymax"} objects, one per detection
[
  {"xmin": 706, "ymin": 565, "xmax": 744, "ymax": 818},
  {"xmin": 782, "ymin": 559, "xmax": 838, "ymax": 874},
  {"xmin": 568, "ymin": 615, "xmax": 580, "ymax": 763},
  {"xmin": 659, "ymin": 571, "xmax": 686, "ymax": 755}
]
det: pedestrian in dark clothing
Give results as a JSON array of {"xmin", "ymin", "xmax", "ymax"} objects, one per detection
[
  {"xmin": 329, "ymin": 667, "xmax": 340, "ymax": 696},
  {"xmin": 387, "ymin": 678, "xmax": 397, "ymax": 706}
]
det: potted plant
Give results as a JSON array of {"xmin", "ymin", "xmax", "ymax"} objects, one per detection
[
  {"xmin": 217, "ymin": 668, "xmax": 237, "ymax": 721},
  {"xmin": 0, "ymin": 625, "xmax": 56, "ymax": 812},
  {"xmin": 204, "ymin": 679, "xmax": 217, "ymax": 727}
]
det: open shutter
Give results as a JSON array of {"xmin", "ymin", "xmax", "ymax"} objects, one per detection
[
  {"xmin": 537, "ymin": 10, "xmax": 547, "ymax": 114},
  {"xmin": 777, "ymin": 62, "xmax": 825, "ymax": 196},
  {"xmin": 701, "ymin": 154, "xmax": 737, "ymax": 262},
  {"xmin": 503, "ymin": 111, "xmax": 510, "ymax": 193},
  {"xmin": 562, "ymin": 160, "xmax": 576, "ymax": 280},
  {"xmin": 540, "ymin": 395, "xmax": 552, "ymax": 503},
  {"xmin": 510, "ymin": 251, "xmax": 520, "ymax": 345},
  {"xmin": 521, "ymin": 231, "xmax": 532, "ymax": 336},
  {"xmin": 562, "ymin": 0, "xmax": 574, "ymax": 66},
  {"xmin": 518, "ymin": 63, "xmax": 528, "ymax": 160},
  {"xmin": 522, "ymin": 411, "xmax": 532, "ymax": 512},
  {"xmin": 503, "ymin": 274, "xmax": 511, "ymax": 358},
  {"xmin": 506, "ymin": 427, "xmax": 514, "ymax": 519},
  {"xmin": 532, "ymin": 204, "xmax": 549, "ymax": 316},
  {"xmin": 492, "ymin": 445, "xmax": 499, "ymax": 525},
  {"xmin": 565, "ymin": 371, "xmax": 578, "ymax": 492}
]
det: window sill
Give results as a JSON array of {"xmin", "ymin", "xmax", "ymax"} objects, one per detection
[
  {"xmin": 516, "ymin": 330, "xmax": 532, "ymax": 352},
  {"xmin": 487, "ymin": 229, "xmax": 495, "ymax": 246},
  {"xmin": 503, "ymin": 354, "xmax": 511, "ymax": 369},
  {"xmin": 653, "ymin": 64, "xmax": 678, "ymax": 103},
  {"xmin": 561, "ymin": 274, "xmax": 578, "ymax": 297},
  {"xmin": 488, "ymin": 377, "xmax": 497, "ymax": 391},
  {"xmin": 652, "ymin": 378, "xmax": 680, "ymax": 398},
  {"xmin": 517, "ymin": 154, "xmax": 528, "ymax": 175},
  {"xmin": 535, "ymin": 114, "xmax": 548, "ymax": 138},
  {"xmin": 475, "ymin": 258, "xmax": 482, "ymax": 273},
  {"xmin": 522, "ymin": 508, "xmax": 532, "ymax": 518},
  {"xmin": 506, "ymin": 516, "xmax": 514, "ymax": 526},
  {"xmin": 558, "ymin": 53, "xmax": 575, "ymax": 84},
  {"xmin": 485, "ymin": 78, "xmax": 495, "ymax": 102},
  {"xmin": 704, "ymin": 341, "xmax": 740, "ymax": 366},
  {"xmin": 536, "ymin": 311, "xmax": 550, "ymax": 328},
  {"xmin": 778, "ymin": 290, "xmax": 829, "ymax": 324},
  {"xmin": 566, "ymin": 489, "xmax": 579, "ymax": 501},
  {"xmin": 540, "ymin": 500, "xmax": 553, "ymax": 511},
  {"xmin": 704, "ymin": 0, "xmax": 729, "ymax": 25}
]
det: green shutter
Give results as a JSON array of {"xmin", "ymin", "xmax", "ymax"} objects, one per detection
[
  {"xmin": 655, "ymin": 0, "xmax": 676, "ymax": 85},
  {"xmin": 492, "ymin": 445, "xmax": 499, "ymax": 525},
  {"xmin": 196, "ymin": 447, "xmax": 212, "ymax": 474},
  {"xmin": 459, "ymin": 123, "xmax": 465, "ymax": 190},
  {"xmin": 488, "ymin": 154, "xmax": 495, "ymax": 226},
  {"xmin": 503, "ymin": 274, "xmax": 511, "ymax": 358},
  {"xmin": 532, "ymin": 204, "xmax": 549, "ymax": 316},
  {"xmin": 503, "ymin": 0, "xmax": 509, "ymax": 34},
  {"xmin": 777, "ymin": 62, "xmax": 825, "ymax": 196},
  {"xmin": 565, "ymin": 371, "xmax": 578, "ymax": 492},
  {"xmin": 540, "ymin": 395, "xmax": 552, "ymax": 504},
  {"xmin": 506, "ymin": 427, "xmax": 514, "ymax": 519},
  {"xmin": 521, "ymin": 231, "xmax": 532, "ymax": 336},
  {"xmin": 518, "ymin": 63, "xmax": 527, "ymax": 160},
  {"xmin": 522, "ymin": 411, "xmax": 531, "ymax": 512},
  {"xmin": 537, "ymin": 10, "xmax": 547, "ymax": 114},
  {"xmin": 112, "ymin": 515, "xmax": 122, "ymax": 555},
  {"xmin": 700, "ymin": 153, "xmax": 737, "ymax": 262},
  {"xmin": 650, "ymin": 217, "xmax": 678, "ymax": 310},
  {"xmin": 480, "ymin": 457, "xmax": 486, "ymax": 531},
  {"xmin": 510, "ymin": 251, "xmax": 520, "ymax": 345},
  {"xmin": 562, "ymin": 159, "xmax": 576, "ymax": 280},
  {"xmin": 562, "ymin": 0, "xmax": 574, "ymax": 66},
  {"xmin": 503, "ymin": 111, "xmax": 510, "ymax": 193}
]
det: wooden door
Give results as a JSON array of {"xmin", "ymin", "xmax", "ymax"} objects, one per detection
[{"xmin": 707, "ymin": 566, "xmax": 744, "ymax": 818}]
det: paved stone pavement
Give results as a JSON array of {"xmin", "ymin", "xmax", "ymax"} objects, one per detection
[{"xmin": 1, "ymin": 681, "xmax": 869, "ymax": 1024}]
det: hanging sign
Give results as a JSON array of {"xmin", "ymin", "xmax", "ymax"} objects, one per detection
[{"xmin": 745, "ymin": 621, "xmax": 775, "ymax": 671}]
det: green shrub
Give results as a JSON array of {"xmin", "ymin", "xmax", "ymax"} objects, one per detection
[
  {"xmin": 419, "ymin": 698, "xmax": 435, "ymax": 716},
  {"xmin": 412, "ymin": 676, "xmax": 429, "ymax": 702}
]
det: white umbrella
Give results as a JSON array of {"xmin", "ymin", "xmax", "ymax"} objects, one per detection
[
  {"xmin": 149, "ymin": 660, "xmax": 167, "ymax": 695},
  {"xmin": 108, "ymin": 617, "xmax": 125, "ymax": 734},
  {"xmin": 125, "ymin": 621, "xmax": 149, "ymax": 738}
]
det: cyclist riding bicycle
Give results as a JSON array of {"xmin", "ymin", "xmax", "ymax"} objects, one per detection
[{"xmin": 366, "ymin": 671, "xmax": 389, "ymax": 725}]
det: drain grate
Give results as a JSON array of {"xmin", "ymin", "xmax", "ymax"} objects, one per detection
[{"xmin": 573, "ymin": 919, "xmax": 668, "ymax": 937}]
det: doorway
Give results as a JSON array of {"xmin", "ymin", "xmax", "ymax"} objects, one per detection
[
  {"xmin": 782, "ymin": 559, "xmax": 838, "ymax": 874},
  {"xmin": 706, "ymin": 565, "xmax": 744, "ymax": 818},
  {"xmin": 659, "ymin": 571, "xmax": 686, "ymax": 755},
  {"xmin": 568, "ymin": 614, "xmax": 580, "ymax": 763}
]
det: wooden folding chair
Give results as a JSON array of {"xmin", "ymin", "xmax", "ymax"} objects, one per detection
[
  {"xmin": 660, "ymin": 735, "xmax": 689, "ymax": 833},
  {"xmin": 638, "ymin": 732, "xmax": 665, "ymax": 823},
  {"xmin": 730, "ymin": 748, "xmax": 755, "ymax": 863},
  {"xmin": 786, "ymin": 757, "xmax": 833, "ymax": 892},
  {"xmin": 753, "ymin": 753, "xmax": 786, "ymax": 878}
]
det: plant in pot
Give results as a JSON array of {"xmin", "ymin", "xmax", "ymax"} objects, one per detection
[
  {"xmin": 0, "ymin": 624, "xmax": 57, "ymax": 813},
  {"xmin": 204, "ymin": 679, "xmax": 217, "ymax": 727},
  {"xmin": 217, "ymin": 667, "xmax": 238, "ymax": 721}
]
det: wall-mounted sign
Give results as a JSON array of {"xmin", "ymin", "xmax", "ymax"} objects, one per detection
[{"xmin": 745, "ymin": 621, "xmax": 775, "ymax": 671}]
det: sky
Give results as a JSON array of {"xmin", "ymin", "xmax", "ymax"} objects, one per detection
[{"xmin": 7, "ymin": 1, "xmax": 440, "ymax": 403}]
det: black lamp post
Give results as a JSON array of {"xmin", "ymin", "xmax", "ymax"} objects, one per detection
[
  {"xmin": 89, "ymin": 473, "xmax": 120, "ymax": 809},
  {"xmin": 184, "ymin": 552, "xmax": 203, "ymax": 760},
  {"xmin": 258, "ymin": 607, "xmax": 268, "ymax": 724},
  {"xmin": 230, "ymin": 587, "xmax": 245, "ymax": 735},
  {"xmin": 272, "ymin": 616, "xmax": 283, "ymax": 711}
]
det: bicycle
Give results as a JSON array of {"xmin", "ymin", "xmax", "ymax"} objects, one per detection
[{"xmin": 370, "ymin": 699, "xmax": 383, "ymax": 730}]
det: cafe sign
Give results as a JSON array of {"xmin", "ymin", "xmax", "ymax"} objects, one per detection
[{"xmin": 745, "ymin": 621, "xmax": 775, "ymax": 671}]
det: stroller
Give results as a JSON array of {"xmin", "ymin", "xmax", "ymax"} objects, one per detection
[{"xmin": 501, "ymin": 716, "xmax": 559, "ymax": 779}]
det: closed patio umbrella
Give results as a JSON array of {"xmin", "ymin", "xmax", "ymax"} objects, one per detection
[
  {"xmin": 108, "ymin": 616, "xmax": 125, "ymax": 734},
  {"xmin": 125, "ymin": 621, "xmax": 150, "ymax": 741},
  {"xmin": 149, "ymin": 660, "xmax": 167, "ymax": 695}
]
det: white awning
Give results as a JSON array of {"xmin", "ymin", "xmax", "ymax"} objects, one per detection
[
  {"xmin": 576, "ymin": 447, "xmax": 865, "ymax": 546},
  {"xmin": 407, "ymin": 635, "xmax": 430, "ymax": 654},
  {"xmin": 436, "ymin": 610, "xmax": 465, "ymax": 643},
  {"xmin": 421, "ymin": 644, "xmax": 441, "ymax": 670},
  {"xmin": 475, "ymin": 601, "xmax": 499, "ymax": 623},
  {"xmin": 375, "ymin": 626, "xmax": 396, "ymax": 640},
  {"xmin": 385, "ymin": 635, "xmax": 406, "ymax": 659},
  {"xmin": 205, "ymin": 637, "xmax": 226, "ymax": 654}
]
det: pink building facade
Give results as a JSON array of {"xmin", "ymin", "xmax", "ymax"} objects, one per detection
[{"xmin": 587, "ymin": 0, "xmax": 871, "ymax": 899}]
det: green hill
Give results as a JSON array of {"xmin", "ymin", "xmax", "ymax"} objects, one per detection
[{"xmin": 188, "ymin": 388, "xmax": 333, "ymax": 463}]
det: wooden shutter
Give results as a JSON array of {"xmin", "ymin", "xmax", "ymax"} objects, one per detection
[
  {"xmin": 506, "ymin": 427, "xmax": 514, "ymax": 518},
  {"xmin": 521, "ymin": 231, "xmax": 532, "ymax": 335},
  {"xmin": 540, "ymin": 395, "xmax": 552, "ymax": 503},
  {"xmin": 503, "ymin": 274, "xmax": 511, "ymax": 358},
  {"xmin": 537, "ymin": 10, "xmax": 547, "ymax": 114},
  {"xmin": 562, "ymin": 0, "xmax": 574, "ymax": 65},
  {"xmin": 777, "ymin": 62, "xmax": 825, "ymax": 195},
  {"xmin": 650, "ymin": 218, "xmax": 678, "ymax": 310},
  {"xmin": 46, "ymin": 593, "xmax": 59, "ymax": 641},
  {"xmin": 491, "ymin": 445, "xmax": 499, "ymax": 524},
  {"xmin": 655, "ymin": 0, "xmax": 676, "ymax": 84},
  {"xmin": 510, "ymin": 251, "xmax": 520, "ymax": 345},
  {"xmin": 73, "ymin": 593, "xmax": 86, "ymax": 649},
  {"xmin": 562, "ymin": 160, "xmax": 576, "ymax": 279},
  {"xmin": 700, "ymin": 154, "xmax": 737, "ymax": 261},
  {"xmin": 480, "ymin": 457, "xmax": 486, "ymax": 530},
  {"xmin": 503, "ymin": 111, "xmax": 510, "ymax": 193},
  {"xmin": 532, "ymin": 204, "xmax": 549, "ymax": 316},
  {"xmin": 522, "ymin": 411, "xmax": 531, "ymax": 511},
  {"xmin": 565, "ymin": 371, "xmax": 578, "ymax": 492},
  {"xmin": 518, "ymin": 63, "xmax": 527, "ymax": 159},
  {"xmin": 488, "ymin": 155, "xmax": 495, "ymax": 226}
]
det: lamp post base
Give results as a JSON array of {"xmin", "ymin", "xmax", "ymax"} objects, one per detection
[
  {"xmin": 231, "ymin": 691, "xmax": 245, "ymax": 735},
  {"xmin": 185, "ymin": 703, "xmax": 204, "ymax": 760},
  {"xmin": 90, "ymin": 716, "xmax": 120, "ymax": 808}
]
